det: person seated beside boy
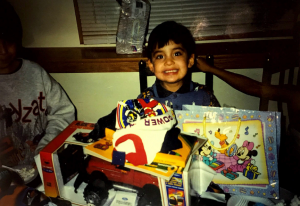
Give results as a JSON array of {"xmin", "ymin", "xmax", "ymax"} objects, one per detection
[
  {"xmin": 137, "ymin": 21, "xmax": 220, "ymax": 109},
  {"xmin": 0, "ymin": 0, "xmax": 75, "ymax": 169}
]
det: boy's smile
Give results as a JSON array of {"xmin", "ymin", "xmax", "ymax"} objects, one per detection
[{"xmin": 148, "ymin": 41, "xmax": 194, "ymax": 92}]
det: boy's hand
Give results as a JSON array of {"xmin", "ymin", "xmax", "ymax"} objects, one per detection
[{"xmin": 196, "ymin": 57, "xmax": 211, "ymax": 73}]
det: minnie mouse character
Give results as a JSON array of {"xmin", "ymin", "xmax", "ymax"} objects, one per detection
[{"xmin": 229, "ymin": 140, "xmax": 257, "ymax": 172}]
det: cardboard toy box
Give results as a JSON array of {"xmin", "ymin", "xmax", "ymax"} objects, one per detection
[
  {"xmin": 39, "ymin": 120, "xmax": 206, "ymax": 206},
  {"xmin": 39, "ymin": 121, "xmax": 95, "ymax": 205},
  {"xmin": 159, "ymin": 154, "xmax": 195, "ymax": 206},
  {"xmin": 39, "ymin": 121, "xmax": 164, "ymax": 206}
]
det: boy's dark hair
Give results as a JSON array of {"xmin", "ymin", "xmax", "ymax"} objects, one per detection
[
  {"xmin": 147, "ymin": 21, "xmax": 195, "ymax": 60},
  {"xmin": 0, "ymin": 0, "xmax": 23, "ymax": 45}
]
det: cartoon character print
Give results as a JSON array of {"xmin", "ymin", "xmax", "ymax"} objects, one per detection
[
  {"xmin": 199, "ymin": 141, "xmax": 217, "ymax": 166},
  {"xmin": 124, "ymin": 99, "xmax": 145, "ymax": 123},
  {"xmin": 137, "ymin": 99, "xmax": 162, "ymax": 117},
  {"xmin": 124, "ymin": 99, "xmax": 164, "ymax": 124},
  {"xmin": 215, "ymin": 128, "xmax": 234, "ymax": 156},
  {"xmin": 140, "ymin": 90, "xmax": 154, "ymax": 99},
  {"xmin": 229, "ymin": 140, "xmax": 258, "ymax": 172}
]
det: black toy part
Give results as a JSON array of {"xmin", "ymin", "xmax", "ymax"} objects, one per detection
[
  {"xmin": 83, "ymin": 171, "xmax": 112, "ymax": 206},
  {"xmin": 58, "ymin": 144, "xmax": 85, "ymax": 185},
  {"xmin": 73, "ymin": 132, "xmax": 94, "ymax": 143},
  {"xmin": 137, "ymin": 184, "xmax": 162, "ymax": 206}
]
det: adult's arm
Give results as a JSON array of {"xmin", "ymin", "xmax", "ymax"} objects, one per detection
[{"xmin": 196, "ymin": 57, "xmax": 298, "ymax": 103}]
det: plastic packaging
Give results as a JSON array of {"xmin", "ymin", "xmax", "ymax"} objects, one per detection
[
  {"xmin": 175, "ymin": 105, "xmax": 281, "ymax": 199},
  {"xmin": 227, "ymin": 195, "xmax": 275, "ymax": 206},
  {"xmin": 116, "ymin": 0, "xmax": 150, "ymax": 54}
]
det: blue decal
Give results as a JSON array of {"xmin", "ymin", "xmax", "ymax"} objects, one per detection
[
  {"xmin": 42, "ymin": 168, "xmax": 53, "ymax": 173},
  {"xmin": 245, "ymin": 126, "xmax": 249, "ymax": 135}
]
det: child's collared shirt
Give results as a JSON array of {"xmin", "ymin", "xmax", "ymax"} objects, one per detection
[{"xmin": 137, "ymin": 80, "xmax": 220, "ymax": 110}]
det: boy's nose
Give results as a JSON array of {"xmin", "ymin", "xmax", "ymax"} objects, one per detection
[
  {"xmin": 164, "ymin": 56, "xmax": 174, "ymax": 66},
  {"xmin": 0, "ymin": 39, "xmax": 8, "ymax": 54}
]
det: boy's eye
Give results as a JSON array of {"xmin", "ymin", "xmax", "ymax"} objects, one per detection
[
  {"xmin": 155, "ymin": 55, "xmax": 163, "ymax": 59},
  {"xmin": 174, "ymin": 52, "xmax": 182, "ymax": 56}
]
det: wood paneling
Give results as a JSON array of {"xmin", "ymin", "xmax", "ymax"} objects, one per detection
[{"xmin": 22, "ymin": 39, "xmax": 297, "ymax": 73}]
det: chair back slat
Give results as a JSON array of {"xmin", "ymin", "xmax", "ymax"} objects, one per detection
[
  {"xmin": 259, "ymin": 57, "xmax": 272, "ymax": 111},
  {"xmin": 139, "ymin": 60, "xmax": 148, "ymax": 93},
  {"xmin": 205, "ymin": 55, "xmax": 214, "ymax": 90}
]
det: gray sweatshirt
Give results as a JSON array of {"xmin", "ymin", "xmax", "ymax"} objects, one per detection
[{"xmin": 0, "ymin": 59, "xmax": 75, "ymax": 166}]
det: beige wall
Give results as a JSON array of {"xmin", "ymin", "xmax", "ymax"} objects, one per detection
[
  {"xmin": 8, "ymin": 0, "xmax": 268, "ymax": 122},
  {"xmin": 50, "ymin": 70, "xmax": 264, "ymax": 123},
  {"xmin": 51, "ymin": 73, "xmax": 143, "ymax": 122},
  {"xmin": 8, "ymin": 0, "xmax": 80, "ymax": 47},
  {"xmin": 8, "ymin": 0, "xmax": 114, "ymax": 48}
]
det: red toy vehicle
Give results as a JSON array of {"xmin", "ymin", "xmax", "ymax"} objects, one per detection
[{"xmin": 75, "ymin": 156, "xmax": 161, "ymax": 206}]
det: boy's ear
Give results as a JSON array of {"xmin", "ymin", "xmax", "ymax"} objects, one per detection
[
  {"xmin": 188, "ymin": 54, "xmax": 195, "ymax": 68},
  {"xmin": 147, "ymin": 59, "xmax": 154, "ymax": 73}
]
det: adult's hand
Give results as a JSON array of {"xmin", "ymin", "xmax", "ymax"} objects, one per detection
[{"xmin": 196, "ymin": 57, "xmax": 212, "ymax": 73}]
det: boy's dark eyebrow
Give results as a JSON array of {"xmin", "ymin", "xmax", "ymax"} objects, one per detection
[
  {"xmin": 152, "ymin": 50, "xmax": 161, "ymax": 57},
  {"xmin": 172, "ymin": 47, "xmax": 185, "ymax": 52},
  {"xmin": 152, "ymin": 47, "xmax": 186, "ymax": 56}
]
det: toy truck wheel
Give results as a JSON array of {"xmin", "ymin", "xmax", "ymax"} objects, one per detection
[
  {"xmin": 83, "ymin": 171, "xmax": 111, "ymax": 206},
  {"xmin": 138, "ymin": 184, "xmax": 162, "ymax": 206},
  {"xmin": 89, "ymin": 170, "xmax": 112, "ymax": 189},
  {"xmin": 84, "ymin": 190, "xmax": 105, "ymax": 206},
  {"xmin": 83, "ymin": 179, "xmax": 109, "ymax": 206}
]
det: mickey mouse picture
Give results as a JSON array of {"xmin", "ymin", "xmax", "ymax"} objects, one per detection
[
  {"xmin": 229, "ymin": 140, "xmax": 258, "ymax": 172},
  {"xmin": 199, "ymin": 141, "xmax": 217, "ymax": 166}
]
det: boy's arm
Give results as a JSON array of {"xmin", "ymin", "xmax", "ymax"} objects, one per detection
[
  {"xmin": 196, "ymin": 57, "xmax": 298, "ymax": 102},
  {"xmin": 35, "ymin": 70, "xmax": 75, "ymax": 154}
]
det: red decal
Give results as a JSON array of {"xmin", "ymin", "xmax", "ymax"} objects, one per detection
[{"xmin": 115, "ymin": 134, "xmax": 147, "ymax": 166}]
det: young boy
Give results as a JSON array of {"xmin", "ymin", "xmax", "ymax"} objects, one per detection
[
  {"xmin": 137, "ymin": 21, "xmax": 220, "ymax": 109},
  {"xmin": 89, "ymin": 22, "xmax": 220, "ymax": 143},
  {"xmin": 0, "ymin": 0, "xmax": 75, "ymax": 168}
]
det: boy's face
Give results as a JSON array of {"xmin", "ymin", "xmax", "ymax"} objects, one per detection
[
  {"xmin": 0, "ymin": 38, "xmax": 18, "ymax": 73},
  {"xmin": 148, "ymin": 41, "xmax": 194, "ymax": 91}
]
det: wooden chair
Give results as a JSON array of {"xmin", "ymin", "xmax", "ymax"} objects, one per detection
[
  {"xmin": 259, "ymin": 54, "xmax": 299, "ymax": 137},
  {"xmin": 139, "ymin": 55, "xmax": 215, "ymax": 94}
]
